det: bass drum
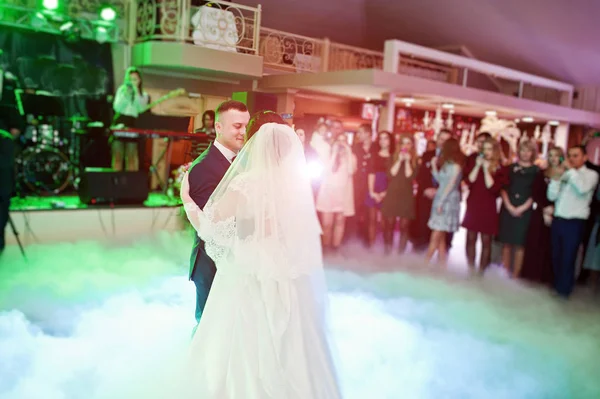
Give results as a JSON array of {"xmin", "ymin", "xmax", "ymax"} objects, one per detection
[{"xmin": 17, "ymin": 146, "xmax": 72, "ymax": 195}]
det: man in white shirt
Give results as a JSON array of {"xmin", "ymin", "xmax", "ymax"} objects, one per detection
[{"xmin": 547, "ymin": 145, "xmax": 599, "ymax": 298}]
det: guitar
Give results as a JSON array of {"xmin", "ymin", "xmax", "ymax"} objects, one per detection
[{"xmin": 111, "ymin": 87, "xmax": 188, "ymax": 128}]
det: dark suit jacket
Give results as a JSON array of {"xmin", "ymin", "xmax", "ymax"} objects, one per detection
[
  {"xmin": 416, "ymin": 150, "xmax": 437, "ymax": 193},
  {"xmin": 187, "ymin": 143, "xmax": 231, "ymax": 280}
]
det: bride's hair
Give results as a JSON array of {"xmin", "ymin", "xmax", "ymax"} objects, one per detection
[{"xmin": 246, "ymin": 110, "xmax": 287, "ymax": 141}]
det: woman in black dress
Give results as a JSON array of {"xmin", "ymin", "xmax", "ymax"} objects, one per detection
[
  {"xmin": 497, "ymin": 140, "xmax": 539, "ymax": 278},
  {"xmin": 365, "ymin": 131, "xmax": 394, "ymax": 250},
  {"xmin": 381, "ymin": 134, "xmax": 417, "ymax": 254},
  {"xmin": 521, "ymin": 146, "xmax": 565, "ymax": 284}
]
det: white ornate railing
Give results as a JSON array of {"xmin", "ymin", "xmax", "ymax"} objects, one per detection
[
  {"xmin": 134, "ymin": 0, "xmax": 261, "ymax": 54},
  {"xmin": 384, "ymin": 39, "xmax": 575, "ymax": 107},
  {"xmin": 258, "ymin": 30, "xmax": 453, "ymax": 78},
  {"xmin": 327, "ymin": 42, "xmax": 383, "ymax": 72},
  {"xmin": 259, "ymin": 28, "xmax": 327, "ymax": 73}
]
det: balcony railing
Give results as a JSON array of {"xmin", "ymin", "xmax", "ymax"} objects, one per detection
[
  {"xmin": 327, "ymin": 42, "xmax": 383, "ymax": 71},
  {"xmin": 257, "ymin": 29, "xmax": 454, "ymax": 79},
  {"xmin": 134, "ymin": 0, "xmax": 261, "ymax": 54},
  {"xmin": 384, "ymin": 39, "xmax": 575, "ymax": 107},
  {"xmin": 259, "ymin": 28, "xmax": 326, "ymax": 73}
]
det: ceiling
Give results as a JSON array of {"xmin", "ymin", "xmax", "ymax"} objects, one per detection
[{"xmin": 240, "ymin": 0, "xmax": 600, "ymax": 85}]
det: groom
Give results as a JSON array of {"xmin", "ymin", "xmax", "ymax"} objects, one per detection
[{"xmin": 187, "ymin": 100, "xmax": 250, "ymax": 322}]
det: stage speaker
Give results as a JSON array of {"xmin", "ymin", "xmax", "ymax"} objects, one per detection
[{"xmin": 78, "ymin": 168, "xmax": 149, "ymax": 205}]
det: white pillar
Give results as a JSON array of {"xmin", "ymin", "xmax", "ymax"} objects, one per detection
[
  {"xmin": 554, "ymin": 122, "xmax": 570, "ymax": 150},
  {"xmin": 383, "ymin": 40, "xmax": 399, "ymax": 73},
  {"xmin": 378, "ymin": 93, "xmax": 396, "ymax": 132}
]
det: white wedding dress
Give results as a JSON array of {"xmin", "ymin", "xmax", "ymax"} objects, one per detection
[{"xmin": 179, "ymin": 123, "xmax": 342, "ymax": 399}]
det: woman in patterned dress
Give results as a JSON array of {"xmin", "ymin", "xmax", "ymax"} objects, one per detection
[{"xmin": 426, "ymin": 138, "xmax": 464, "ymax": 265}]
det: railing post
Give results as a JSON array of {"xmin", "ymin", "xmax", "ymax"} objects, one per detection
[
  {"xmin": 127, "ymin": 0, "xmax": 138, "ymax": 45},
  {"xmin": 321, "ymin": 37, "xmax": 330, "ymax": 72},
  {"xmin": 383, "ymin": 40, "xmax": 399, "ymax": 73},
  {"xmin": 518, "ymin": 81, "xmax": 524, "ymax": 98},
  {"xmin": 254, "ymin": 4, "xmax": 262, "ymax": 54},
  {"xmin": 462, "ymin": 68, "xmax": 468, "ymax": 87},
  {"xmin": 180, "ymin": 0, "xmax": 190, "ymax": 42}
]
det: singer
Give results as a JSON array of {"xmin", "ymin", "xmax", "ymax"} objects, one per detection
[{"xmin": 111, "ymin": 67, "xmax": 150, "ymax": 171}]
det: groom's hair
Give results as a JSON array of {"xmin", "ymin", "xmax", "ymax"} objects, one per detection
[
  {"xmin": 246, "ymin": 110, "xmax": 286, "ymax": 140},
  {"xmin": 215, "ymin": 100, "xmax": 248, "ymax": 121}
]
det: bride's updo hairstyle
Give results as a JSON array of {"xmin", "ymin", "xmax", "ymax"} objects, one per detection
[{"xmin": 245, "ymin": 110, "xmax": 286, "ymax": 141}]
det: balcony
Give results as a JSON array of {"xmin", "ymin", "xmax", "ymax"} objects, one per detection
[{"xmin": 130, "ymin": 0, "xmax": 263, "ymax": 79}]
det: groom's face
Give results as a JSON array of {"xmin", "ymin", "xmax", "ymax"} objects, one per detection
[{"xmin": 216, "ymin": 109, "xmax": 251, "ymax": 152}]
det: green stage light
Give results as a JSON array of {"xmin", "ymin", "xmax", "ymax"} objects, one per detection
[
  {"xmin": 42, "ymin": 0, "xmax": 59, "ymax": 10},
  {"xmin": 100, "ymin": 6, "xmax": 117, "ymax": 21}
]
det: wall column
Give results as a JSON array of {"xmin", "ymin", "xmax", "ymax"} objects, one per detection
[
  {"xmin": 555, "ymin": 122, "xmax": 570, "ymax": 150},
  {"xmin": 377, "ymin": 93, "xmax": 396, "ymax": 132},
  {"xmin": 276, "ymin": 89, "xmax": 297, "ymax": 125}
]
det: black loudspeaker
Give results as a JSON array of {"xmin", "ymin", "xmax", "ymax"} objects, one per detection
[{"xmin": 78, "ymin": 168, "xmax": 149, "ymax": 205}]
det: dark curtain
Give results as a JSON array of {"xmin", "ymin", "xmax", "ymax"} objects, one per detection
[
  {"xmin": 0, "ymin": 28, "xmax": 114, "ymax": 169},
  {"xmin": 0, "ymin": 28, "xmax": 114, "ymax": 119}
]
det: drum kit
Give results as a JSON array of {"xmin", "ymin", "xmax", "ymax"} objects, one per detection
[{"xmin": 15, "ymin": 115, "xmax": 90, "ymax": 195}]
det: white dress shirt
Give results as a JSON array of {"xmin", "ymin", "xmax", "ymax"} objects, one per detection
[
  {"xmin": 213, "ymin": 139, "xmax": 237, "ymax": 163},
  {"xmin": 547, "ymin": 165, "xmax": 599, "ymax": 219}
]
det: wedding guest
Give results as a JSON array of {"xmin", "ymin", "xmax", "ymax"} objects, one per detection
[
  {"xmin": 313, "ymin": 128, "xmax": 356, "ymax": 253},
  {"xmin": 497, "ymin": 140, "xmax": 538, "ymax": 278},
  {"xmin": 413, "ymin": 130, "xmax": 453, "ymax": 251},
  {"xmin": 425, "ymin": 138, "xmax": 464, "ymax": 265},
  {"xmin": 352, "ymin": 123, "xmax": 373, "ymax": 245},
  {"xmin": 577, "ymin": 136, "xmax": 600, "ymax": 285},
  {"xmin": 521, "ymin": 146, "xmax": 564, "ymax": 284},
  {"xmin": 464, "ymin": 132, "xmax": 492, "ymax": 172},
  {"xmin": 548, "ymin": 145, "xmax": 599, "ymax": 298},
  {"xmin": 582, "ymin": 184, "xmax": 600, "ymax": 293},
  {"xmin": 381, "ymin": 134, "xmax": 417, "ymax": 254},
  {"xmin": 365, "ymin": 131, "xmax": 394, "ymax": 249},
  {"xmin": 462, "ymin": 137, "xmax": 506, "ymax": 273}
]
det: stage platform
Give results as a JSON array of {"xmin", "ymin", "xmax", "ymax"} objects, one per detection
[{"xmin": 6, "ymin": 193, "xmax": 185, "ymax": 247}]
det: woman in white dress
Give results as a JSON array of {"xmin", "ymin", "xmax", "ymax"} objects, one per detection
[
  {"xmin": 180, "ymin": 123, "xmax": 341, "ymax": 399},
  {"xmin": 311, "ymin": 125, "xmax": 356, "ymax": 252}
]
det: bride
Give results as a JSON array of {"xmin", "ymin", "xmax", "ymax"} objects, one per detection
[{"xmin": 180, "ymin": 123, "xmax": 342, "ymax": 398}]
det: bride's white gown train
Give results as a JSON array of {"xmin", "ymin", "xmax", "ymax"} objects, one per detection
[{"xmin": 179, "ymin": 123, "xmax": 342, "ymax": 399}]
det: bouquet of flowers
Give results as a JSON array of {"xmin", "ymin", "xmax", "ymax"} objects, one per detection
[{"xmin": 172, "ymin": 162, "xmax": 193, "ymax": 196}]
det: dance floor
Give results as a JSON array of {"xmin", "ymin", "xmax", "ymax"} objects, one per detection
[{"xmin": 1, "ymin": 230, "xmax": 599, "ymax": 399}]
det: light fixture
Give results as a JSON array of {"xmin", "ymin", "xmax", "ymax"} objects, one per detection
[
  {"xmin": 522, "ymin": 117, "xmax": 534, "ymax": 123},
  {"xmin": 548, "ymin": 120, "xmax": 560, "ymax": 126},
  {"xmin": 95, "ymin": 26, "xmax": 109, "ymax": 44},
  {"xmin": 401, "ymin": 97, "xmax": 415, "ymax": 103},
  {"xmin": 31, "ymin": 11, "xmax": 47, "ymax": 29},
  {"xmin": 442, "ymin": 103, "xmax": 454, "ymax": 109},
  {"xmin": 514, "ymin": 118, "xmax": 521, "ymax": 123},
  {"xmin": 42, "ymin": 0, "xmax": 59, "ymax": 10},
  {"xmin": 59, "ymin": 21, "xmax": 73, "ymax": 31},
  {"xmin": 485, "ymin": 110, "xmax": 497, "ymax": 117},
  {"xmin": 99, "ymin": 6, "xmax": 117, "ymax": 21}
]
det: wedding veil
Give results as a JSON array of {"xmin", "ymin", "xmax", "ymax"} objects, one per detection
[{"xmin": 183, "ymin": 122, "xmax": 324, "ymax": 280}]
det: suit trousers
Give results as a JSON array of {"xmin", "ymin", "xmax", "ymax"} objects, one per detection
[{"xmin": 551, "ymin": 217, "xmax": 586, "ymax": 297}]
